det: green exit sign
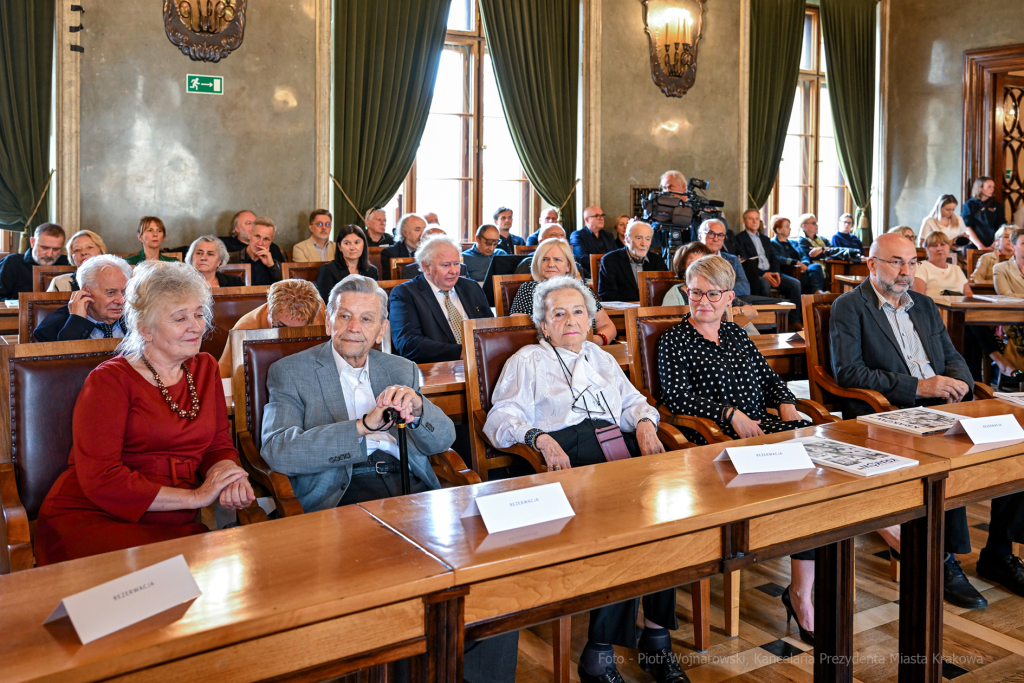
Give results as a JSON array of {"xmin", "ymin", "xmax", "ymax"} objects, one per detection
[{"xmin": 187, "ymin": 74, "xmax": 223, "ymax": 95}]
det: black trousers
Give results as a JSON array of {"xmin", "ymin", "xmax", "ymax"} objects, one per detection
[
  {"xmin": 962, "ymin": 325, "xmax": 1001, "ymax": 383},
  {"xmin": 544, "ymin": 420, "xmax": 679, "ymax": 648},
  {"xmin": 337, "ymin": 451, "xmax": 431, "ymax": 505}
]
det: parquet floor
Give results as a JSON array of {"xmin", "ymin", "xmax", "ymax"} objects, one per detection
[{"xmin": 512, "ymin": 500, "xmax": 1024, "ymax": 683}]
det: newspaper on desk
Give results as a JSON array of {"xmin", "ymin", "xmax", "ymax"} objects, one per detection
[
  {"xmin": 970, "ymin": 294, "xmax": 1024, "ymax": 304},
  {"xmin": 790, "ymin": 436, "xmax": 918, "ymax": 476},
  {"xmin": 856, "ymin": 406, "xmax": 960, "ymax": 435},
  {"xmin": 995, "ymin": 392, "xmax": 1024, "ymax": 408}
]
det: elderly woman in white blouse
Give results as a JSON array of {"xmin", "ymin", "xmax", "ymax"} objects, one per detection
[{"xmin": 484, "ymin": 276, "xmax": 682, "ymax": 683}]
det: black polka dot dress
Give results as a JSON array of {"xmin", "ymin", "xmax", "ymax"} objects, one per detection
[
  {"xmin": 656, "ymin": 314, "xmax": 810, "ymax": 445},
  {"xmin": 510, "ymin": 280, "xmax": 603, "ymax": 330}
]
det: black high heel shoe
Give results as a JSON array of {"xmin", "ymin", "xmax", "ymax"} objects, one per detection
[{"xmin": 780, "ymin": 586, "xmax": 814, "ymax": 646}]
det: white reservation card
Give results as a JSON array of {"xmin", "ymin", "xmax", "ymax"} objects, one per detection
[
  {"xmin": 462, "ymin": 483, "xmax": 576, "ymax": 534},
  {"xmin": 44, "ymin": 555, "xmax": 201, "ymax": 644},
  {"xmin": 945, "ymin": 414, "xmax": 1024, "ymax": 451},
  {"xmin": 714, "ymin": 443, "xmax": 815, "ymax": 475}
]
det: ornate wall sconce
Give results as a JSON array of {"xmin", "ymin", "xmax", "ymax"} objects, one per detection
[
  {"xmin": 640, "ymin": 0, "xmax": 706, "ymax": 98},
  {"xmin": 164, "ymin": 0, "xmax": 247, "ymax": 63}
]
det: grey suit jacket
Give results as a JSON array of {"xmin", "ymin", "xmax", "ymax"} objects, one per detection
[
  {"xmin": 829, "ymin": 280, "xmax": 973, "ymax": 409},
  {"xmin": 260, "ymin": 343, "xmax": 454, "ymax": 512}
]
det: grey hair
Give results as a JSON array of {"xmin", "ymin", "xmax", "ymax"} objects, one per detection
[
  {"xmin": 697, "ymin": 218, "xmax": 725, "ymax": 235},
  {"xmin": 626, "ymin": 220, "xmax": 653, "ymax": 238},
  {"xmin": 185, "ymin": 235, "xmax": 230, "ymax": 270},
  {"xmin": 685, "ymin": 255, "xmax": 736, "ymax": 291},
  {"xmin": 660, "ymin": 170, "xmax": 685, "ymax": 190},
  {"xmin": 531, "ymin": 275, "xmax": 597, "ymax": 331},
  {"xmin": 364, "ymin": 207, "xmax": 385, "ymax": 224},
  {"xmin": 117, "ymin": 261, "xmax": 214, "ymax": 362},
  {"xmin": 415, "ymin": 234, "xmax": 461, "ymax": 269},
  {"xmin": 77, "ymin": 254, "xmax": 133, "ymax": 290},
  {"xmin": 327, "ymin": 273, "xmax": 389, "ymax": 321},
  {"xmin": 397, "ymin": 213, "xmax": 424, "ymax": 241}
]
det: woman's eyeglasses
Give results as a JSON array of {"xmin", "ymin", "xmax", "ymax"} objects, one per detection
[{"xmin": 687, "ymin": 289, "xmax": 729, "ymax": 302}]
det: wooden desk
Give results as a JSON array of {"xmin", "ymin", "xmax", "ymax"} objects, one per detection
[
  {"xmin": 835, "ymin": 274, "xmax": 865, "ymax": 293},
  {"xmin": 826, "ymin": 259, "xmax": 869, "ymax": 293},
  {"xmin": 968, "ymin": 281, "xmax": 996, "ymax": 296},
  {"xmin": 0, "ymin": 506, "xmax": 459, "ymax": 683},
  {"xmin": 754, "ymin": 333, "xmax": 807, "ymax": 379},
  {"xmin": 931, "ymin": 295, "xmax": 1024, "ymax": 348},
  {"xmin": 747, "ymin": 303, "xmax": 796, "ymax": 333},
  {"xmin": 362, "ymin": 424, "xmax": 950, "ymax": 682}
]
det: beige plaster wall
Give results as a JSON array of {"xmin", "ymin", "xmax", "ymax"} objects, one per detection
[
  {"xmin": 885, "ymin": 0, "xmax": 1024, "ymax": 229},
  {"xmin": 79, "ymin": 1, "xmax": 317, "ymax": 253}
]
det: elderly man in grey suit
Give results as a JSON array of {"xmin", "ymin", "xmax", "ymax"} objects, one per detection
[{"xmin": 261, "ymin": 274, "xmax": 454, "ymax": 509}]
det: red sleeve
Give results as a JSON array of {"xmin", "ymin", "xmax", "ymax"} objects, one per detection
[
  {"xmin": 72, "ymin": 365, "xmax": 161, "ymax": 523},
  {"xmin": 197, "ymin": 353, "xmax": 241, "ymax": 477}
]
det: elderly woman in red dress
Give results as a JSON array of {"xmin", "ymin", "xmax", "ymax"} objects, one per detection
[{"xmin": 35, "ymin": 261, "xmax": 255, "ymax": 565}]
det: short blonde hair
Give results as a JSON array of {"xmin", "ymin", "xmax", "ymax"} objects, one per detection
[
  {"xmin": 66, "ymin": 230, "xmax": 107, "ymax": 267},
  {"xmin": 268, "ymin": 279, "xmax": 322, "ymax": 325},
  {"xmin": 923, "ymin": 231, "xmax": 952, "ymax": 248},
  {"xmin": 117, "ymin": 261, "xmax": 213, "ymax": 361},
  {"xmin": 685, "ymin": 254, "xmax": 736, "ymax": 291},
  {"xmin": 531, "ymin": 238, "xmax": 577, "ymax": 281},
  {"xmin": 798, "ymin": 213, "xmax": 817, "ymax": 228}
]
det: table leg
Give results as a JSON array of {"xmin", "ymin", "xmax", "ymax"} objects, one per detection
[
  {"xmin": 898, "ymin": 476, "xmax": 945, "ymax": 683},
  {"xmin": 813, "ymin": 537, "xmax": 855, "ymax": 683},
  {"xmin": 691, "ymin": 579, "xmax": 711, "ymax": 651},
  {"xmin": 552, "ymin": 616, "xmax": 572, "ymax": 683},
  {"xmin": 944, "ymin": 310, "xmax": 965, "ymax": 350},
  {"xmin": 775, "ymin": 311, "xmax": 789, "ymax": 334},
  {"xmin": 724, "ymin": 571, "xmax": 741, "ymax": 638},
  {"xmin": 424, "ymin": 588, "xmax": 467, "ymax": 683}
]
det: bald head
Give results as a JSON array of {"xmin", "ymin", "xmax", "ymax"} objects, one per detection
[
  {"xmin": 583, "ymin": 206, "xmax": 605, "ymax": 234},
  {"xmin": 869, "ymin": 233, "xmax": 915, "ymax": 260},
  {"xmin": 540, "ymin": 224, "xmax": 566, "ymax": 241}
]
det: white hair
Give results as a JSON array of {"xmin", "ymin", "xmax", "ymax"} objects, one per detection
[
  {"xmin": 327, "ymin": 273, "xmax": 389, "ymax": 321},
  {"xmin": 415, "ymin": 234, "xmax": 461, "ymax": 269},
  {"xmin": 531, "ymin": 276, "xmax": 597, "ymax": 330},
  {"xmin": 185, "ymin": 235, "xmax": 230, "ymax": 269},
  {"xmin": 698, "ymin": 218, "xmax": 726, "ymax": 234},
  {"xmin": 626, "ymin": 220, "xmax": 653, "ymax": 237},
  {"xmin": 77, "ymin": 254, "xmax": 132, "ymax": 290}
]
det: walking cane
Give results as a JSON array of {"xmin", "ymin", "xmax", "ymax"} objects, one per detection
[{"xmin": 385, "ymin": 408, "xmax": 411, "ymax": 495}]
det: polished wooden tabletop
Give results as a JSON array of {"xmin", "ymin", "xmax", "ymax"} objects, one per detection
[
  {"xmin": 931, "ymin": 295, "xmax": 1024, "ymax": 309},
  {"xmin": 0, "ymin": 506, "xmax": 452, "ymax": 683},
  {"xmin": 360, "ymin": 424, "xmax": 948, "ymax": 586},
  {"xmin": 752, "ymin": 333, "xmax": 806, "ymax": 356}
]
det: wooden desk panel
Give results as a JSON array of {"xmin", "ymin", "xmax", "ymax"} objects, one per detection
[{"xmin": 932, "ymin": 296, "xmax": 1024, "ymax": 348}]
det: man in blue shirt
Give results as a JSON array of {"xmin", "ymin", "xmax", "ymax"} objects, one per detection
[
  {"xmin": 831, "ymin": 213, "xmax": 866, "ymax": 254},
  {"xmin": 494, "ymin": 207, "xmax": 524, "ymax": 254},
  {"xmin": 461, "ymin": 224, "xmax": 507, "ymax": 282},
  {"xmin": 525, "ymin": 208, "xmax": 561, "ymax": 245},
  {"xmin": 569, "ymin": 205, "xmax": 618, "ymax": 261}
]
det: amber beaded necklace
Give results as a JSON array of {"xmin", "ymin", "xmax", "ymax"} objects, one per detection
[{"xmin": 141, "ymin": 356, "xmax": 201, "ymax": 419}]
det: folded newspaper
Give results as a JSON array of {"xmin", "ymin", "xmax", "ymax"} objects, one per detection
[
  {"xmin": 995, "ymin": 392, "xmax": 1024, "ymax": 408},
  {"xmin": 855, "ymin": 406, "xmax": 960, "ymax": 436},
  {"xmin": 790, "ymin": 436, "xmax": 918, "ymax": 476}
]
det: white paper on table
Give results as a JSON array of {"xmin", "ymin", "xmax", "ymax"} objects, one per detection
[
  {"xmin": 44, "ymin": 555, "xmax": 201, "ymax": 644},
  {"xmin": 461, "ymin": 482, "xmax": 575, "ymax": 534},
  {"xmin": 713, "ymin": 442, "xmax": 815, "ymax": 475},
  {"xmin": 945, "ymin": 414, "xmax": 1024, "ymax": 453}
]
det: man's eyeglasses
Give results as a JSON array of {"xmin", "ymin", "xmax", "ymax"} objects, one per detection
[
  {"xmin": 871, "ymin": 256, "xmax": 918, "ymax": 269},
  {"xmin": 704, "ymin": 231, "xmax": 726, "ymax": 239},
  {"xmin": 314, "ymin": 221, "xmax": 331, "ymax": 228},
  {"xmin": 687, "ymin": 289, "xmax": 729, "ymax": 302},
  {"xmin": 586, "ymin": 213, "xmax": 606, "ymax": 219},
  {"xmin": 480, "ymin": 238, "xmax": 499, "ymax": 247}
]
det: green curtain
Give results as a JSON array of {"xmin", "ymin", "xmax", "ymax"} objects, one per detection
[
  {"xmin": 478, "ymin": 0, "xmax": 579, "ymax": 233},
  {"xmin": 747, "ymin": 0, "xmax": 805, "ymax": 209},
  {"xmin": 332, "ymin": 0, "xmax": 452, "ymax": 228},
  {"xmin": 0, "ymin": 0, "xmax": 55, "ymax": 232},
  {"xmin": 820, "ymin": 0, "xmax": 875, "ymax": 244}
]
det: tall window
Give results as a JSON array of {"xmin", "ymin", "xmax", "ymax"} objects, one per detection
[
  {"xmin": 763, "ymin": 9, "xmax": 851, "ymax": 238},
  {"xmin": 383, "ymin": 2, "xmax": 538, "ymax": 241}
]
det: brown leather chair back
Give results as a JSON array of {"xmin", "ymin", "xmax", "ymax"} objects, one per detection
[
  {"xmin": 590, "ymin": 254, "xmax": 602, "ymax": 297},
  {"xmin": 19, "ymin": 292, "xmax": 71, "ymax": 343},
  {"xmin": 33, "ymin": 266, "xmax": 76, "ymax": 292},
  {"xmin": 493, "ymin": 275, "xmax": 532, "ymax": 317},
  {"xmin": 471, "ymin": 322, "xmax": 538, "ymax": 414},
  {"xmin": 281, "ymin": 262, "xmax": 326, "ymax": 284},
  {"xmin": 8, "ymin": 340, "xmax": 119, "ymax": 519},
  {"xmin": 377, "ymin": 279, "xmax": 409, "ymax": 298},
  {"xmin": 242, "ymin": 332, "xmax": 329, "ymax": 450},
  {"xmin": 218, "ymin": 264, "xmax": 251, "ymax": 285},
  {"xmin": 811, "ymin": 301, "xmax": 834, "ymax": 376},
  {"xmin": 635, "ymin": 314, "xmax": 684, "ymax": 401},
  {"xmin": 639, "ymin": 271, "xmax": 682, "ymax": 307},
  {"xmin": 202, "ymin": 286, "xmax": 271, "ymax": 360},
  {"xmin": 514, "ymin": 245, "xmax": 537, "ymax": 255},
  {"xmin": 368, "ymin": 247, "xmax": 384, "ymax": 276},
  {"xmin": 391, "ymin": 257, "xmax": 416, "ymax": 280}
]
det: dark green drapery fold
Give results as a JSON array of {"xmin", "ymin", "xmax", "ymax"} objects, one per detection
[
  {"xmin": 0, "ymin": 0, "xmax": 55, "ymax": 231},
  {"xmin": 478, "ymin": 0, "xmax": 579, "ymax": 233},
  {"xmin": 332, "ymin": 0, "xmax": 452, "ymax": 228},
  {"xmin": 820, "ymin": 0, "xmax": 876, "ymax": 243},
  {"xmin": 747, "ymin": 0, "xmax": 805, "ymax": 209}
]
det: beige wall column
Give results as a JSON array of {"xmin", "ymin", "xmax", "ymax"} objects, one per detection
[
  {"xmin": 55, "ymin": 0, "xmax": 81, "ymax": 232},
  {"xmin": 314, "ymin": 0, "xmax": 332, "ymax": 212},
  {"xmin": 581, "ymin": 0, "xmax": 601, "ymax": 209}
]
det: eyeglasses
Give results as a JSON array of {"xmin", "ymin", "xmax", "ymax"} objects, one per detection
[
  {"xmin": 871, "ymin": 256, "xmax": 918, "ymax": 269},
  {"xmin": 315, "ymin": 221, "xmax": 331, "ymax": 228},
  {"xmin": 480, "ymin": 238, "xmax": 499, "ymax": 247},
  {"xmin": 687, "ymin": 289, "xmax": 729, "ymax": 302},
  {"xmin": 704, "ymin": 231, "xmax": 726, "ymax": 239},
  {"xmin": 586, "ymin": 214, "xmax": 606, "ymax": 219}
]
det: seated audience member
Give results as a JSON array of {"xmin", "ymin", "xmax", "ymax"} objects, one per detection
[
  {"xmin": 569, "ymin": 205, "xmax": 618, "ymax": 265},
  {"xmin": 230, "ymin": 216, "xmax": 282, "ymax": 286},
  {"xmin": 0, "ymin": 222, "xmax": 68, "ymax": 298},
  {"xmin": 613, "ymin": 214, "xmax": 629, "ymax": 249},
  {"xmin": 962, "ymin": 177, "xmax": 1004, "ymax": 248},
  {"xmin": 795, "ymin": 213, "xmax": 829, "ymax": 263},
  {"xmin": 494, "ymin": 206, "xmax": 523, "ymax": 254},
  {"xmin": 511, "ymin": 238, "xmax": 616, "ymax": 346},
  {"xmin": 993, "ymin": 228, "xmax": 1024, "ymax": 378},
  {"xmin": 462, "ymin": 223, "xmax": 508, "ymax": 282},
  {"xmin": 525, "ymin": 208, "xmax": 560, "ymax": 245},
  {"xmin": 484, "ymin": 276, "xmax": 682, "ymax": 683},
  {"xmin": 597, "ymin": 220, "xmax": 667, "ymax": 302},
  {"xmin": 920, "ymin": 194, "xmax": 974, "ymax": 248},
  {"xmin": 221, "ymin": 210, "xmax": 287, "ymax": 263},
  {"xmin": 421, "ymin": 211, "xmax": 439, "ymax": 225},
  {"xmin": 734, "ymin": 209, "xmax": 802, "ymax": 321},
  {"xmin": 292, "ymin": 209, "xmax": 336, "ymax": 262},
  {"xmin": 887, "ymin": 225, "xmax": 917, "ymax": 242},
  {"xmin": 770, "ymin": 215, "xmax": 825, "ymax": 293},
  {"xmin": 48, "ymin": 230, "xmax": 106, "ymax": 292},
  {"xmin": 218, "ymin": 278, "xmax": 326, "ymax": 377},
  {"xmin": 697, "ymin": 219, "xmax": 754, "ymax": 301},
  {"xmin": 401, "ymin": 231, "xmax": 469, "ymax": 279},
  {"xmin": 126, "ymin": 217, "xmax": 177, "ymax": 265},
  {"xmin": 316, "ymin": 224, "xmax": 379, "ymax": 302},
  {"xmin": 380, "ymin": 213, "xmax": 426, "ymax": 280},
  {"xmin": 515, "ymin": 224, "xmax": 587, "ymax": 275},
  {"xmin": 34, "ymin": 255, "xmax": 132, "ymax": 342},
  {"xmin": 831, "ymin": 213, "xmax": 866, "ymax": 254},
  {"xmin": 363, "ymin": 207, "xmax": 394, "ymax": 247},
  {"xmin": 832, "ymin": 233, "xmax": 1024, "ymax": 607},
  {"xmin": 664, "ymin": 242, "xmax": 759, "ymax": 336},
  {"xmin": 390, "ymin": 235, "xmax": 493, "ymax": 363},
  {"xmin": 187, "ymin": 235, "xmax": 243, "ymax": 288},
  {"xmin": 34, "ymin": 261, "xmax": 253, "ymax": 565},
  {"xmin": 972, "ymin": 225, "xmax": 1015, "ymax": 282}
]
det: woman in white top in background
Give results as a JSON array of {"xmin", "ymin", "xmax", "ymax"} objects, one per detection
[{"xmin": 919, "ymin": 194, "xmax": 981, "ymax": 248}]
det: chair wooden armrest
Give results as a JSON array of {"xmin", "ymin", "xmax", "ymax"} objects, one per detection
[
  {"xmin": 0, "ymin": 463, "xmax": 32, "ymax": 573},
  {"xmin": 431, "ymin": 449, "xmax": 483, "ymax": 486},
  {"xmin": 237, "ymin": 431, "xmax": 305, "ymax": 518},
  {"xmin": 810, "ymin": 366, "xmax": 895, "ymax": 413},
  {"xmin": 237, "ymin": 500, "xmax": 270, "ymax": 525},
  {"xmin": 659, "ymin": 405, "xmax": 731, "ymax": 443},
  {"xmin": 472, "ymin": 409, "xmax": 548, "ymax": 472},
  {"xmin": 974, "ymin": 382, "xmax": 995, "ymax": 400},
  {"xmin": 795, "ymin": 398, "xmax": 840, "ymax": 424},
  {"xmin": 657, "ymin": 422, "xmax": 693, "ymax": 450}
]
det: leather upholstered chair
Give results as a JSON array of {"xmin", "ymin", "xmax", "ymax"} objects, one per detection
[
  {"xmin": 376, "ymin": 279, "xmax": 409, "ymax": 298},
  {"xmin": 281, "ymin": 262, "xmax": 326, "ymax": 284},
  {"xmin": 589, "ymin": 254, "xmax": 602, "ymax": 297},
  {"xmin": 638, "ymin": 271, "xmax": 680, "ymax": 307},
  {"xmin": 18, "ymin": 292, "xmax": 70, "ymax": 343},
  {"xmin": 492, "ymin": 274, "xmax": 532, "ymax": 317},
  {"xmin": 218, "ymin": 263, "xmax": 251, "ymax": 286},
  {"xmin": 32, "ymin": 266, "xmax": 76, "ymax": 292},
  {"xmin": 367, "ymin": 247, "xmax": 384, "ymax": 277},
  {"xmin": 513, "ymin": 245, "xmax": 537, "ymax": 255},
  {"xmin": 390, "ymin": 257, "xmax": 416, "ymax": 281}
]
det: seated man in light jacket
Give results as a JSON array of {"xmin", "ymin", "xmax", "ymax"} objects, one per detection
[{"xmin": 260, "ymin": 274, "xmax": 454, "ymax": 511}]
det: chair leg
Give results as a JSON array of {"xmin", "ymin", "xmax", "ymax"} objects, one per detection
[
  {"xmin": 889, "ymin": 553, "xmax": 900, "ymax": 582},
  {"xmin": 690, "ymin": 579, "xmax": 711, "ymax": 652},
  {"xmin": 552, "ymin": 616, "xmax": 571, "ymax": 683},
  {"xmin": 723, "ymin": 571, "xmax": 741, "ymax": 638}
]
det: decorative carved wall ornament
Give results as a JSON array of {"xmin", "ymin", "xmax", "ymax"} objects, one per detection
[
  {"xmin": 164, "ymin": 0, "xmax": 247, "ymax": 63},
  {"xmin": 640, "ymin": 0, "xmax": 706, "ymax": 98}
]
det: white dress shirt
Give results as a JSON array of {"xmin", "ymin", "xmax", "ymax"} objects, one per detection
[
  {"xmin": 869, "ymin": 280, "xmax": 935, "ymax": 380},
  {"xmin": 745, "ymin": 231, "xmax": 770, "ymax": 270},
  {"xmin": 331, "ymin": 346, "xmax": 399, "ymax": 458},
  {"xmin": 426, "ymin": 277, "xmax": 468, "ymax": 324},
  {"xmin": 484, "ymin": 340, "xmax": 658, "ymax": 448}
]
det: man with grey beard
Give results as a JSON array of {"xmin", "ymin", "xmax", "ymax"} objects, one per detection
[{"xmin": 0, "ymin": 222, "xmax": 68, "ymax": 298}]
